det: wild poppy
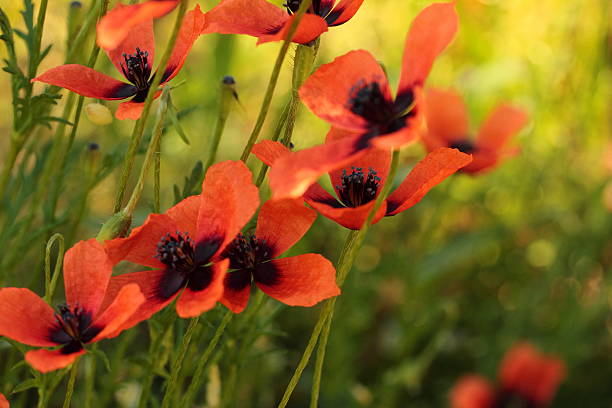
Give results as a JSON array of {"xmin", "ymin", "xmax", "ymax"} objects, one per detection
[
  {"xmin": 264, "ymin": 2, "xmax": 459, "ymax": 198},
  {"xmin": 0, "ymin": 393, "xmax": 7, "ymax": 408},
  {"xmin": 253, "ymin": 135, "xmax": 471, "ymax": 230},
  {"xmin": 202, "ymin": 0, "xmax": 364, "ymax": 45},
  {"xmin": 422, "ymin": 88, "xmax": 528, "ymax": 174},
  {"xmin": 97, "ymin": 0, "xmax": 180, "ymax": 51},
  {"xmin": 451, "ymin": 343, "xmax": 566, "ymax": 408},
  {"xmin": 33, "ymin": 6, "xmax": 205, "ymax": 120},
  {"xmin": 221, "ymin": 198, "xmax": 340, "ymax": 313},
  {"xmin": 103, "ymin": 161, "xmax": 259, "ymax": 321},
  {"xmin": 0, "ymin": 240, "xmax": 145, "ymax": 373}
]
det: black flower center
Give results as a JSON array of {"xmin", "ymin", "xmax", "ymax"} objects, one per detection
[
  {"xmin": 349, "ymin": 81, "xmax": 400, "ymax": 124},
  {"xmin": 120, "ymin": 48, "xmax": 152, "ymax": 92},
  {"xmin": 51, "ymin": 304, "xmax": 100, "ymax": 354},
  {"xmin": 336, "ymin": 166, "xmax": 381, "ymax": 207},
  {"xmin": 493, "ymin": 390, "xmax": 539, "ymax": 408},
  {"xmin": 224, "ymin": 233, "xmax": 272, "ymax": 271},
  {"xmin": 450, "ymin": 139, "xmax": 476, "ymax": 154},
  {"xmin": 156, "ymin": 232, "xmax": 196, "ymax": 275},
  {"xmin": 284, "ymin": 0, "xmax": 324, "ymax": 15}
]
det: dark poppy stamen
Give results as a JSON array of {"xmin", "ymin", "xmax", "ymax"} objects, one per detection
[
  {"xmin": 224, "ymin": 233, "xmax": 271, "ymax": 270},
  {"xmin": 336, "ymin": 166, "xmax": 381, "ymax": 207},
  {"xmin": 156, "ymin": 232, "xmax": 197, "ymax": 275},
  {"xmin": 120, "ymin": 47, "xmax": 151, "ymax": 91},
  {"xmin": 348, "ymin": 81, "xmax": 397, "ymax": 125},
  {"xmin": 51, "ymin": 304, "xmax": 99, "ymax": 352},
  {"xmin": 283, "ymin": 0, "xmax": 321, "ymax": 15},
  {"xmin": 450, "ymin": 139, "xmax": 476, "ymax": 154}
]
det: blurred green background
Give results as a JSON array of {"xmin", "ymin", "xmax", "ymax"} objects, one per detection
[{"xmin": 0, "ymin": 0, "xmax": 610, "ymax": 407}]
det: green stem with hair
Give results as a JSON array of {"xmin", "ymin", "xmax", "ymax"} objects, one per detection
[
  {"xmin": 204, "ymin": 77, "xmax": 237, "ymax": 172},
  {"xmin": 62, "ymin": 359, "xmax": 79, "ymax": 408}
]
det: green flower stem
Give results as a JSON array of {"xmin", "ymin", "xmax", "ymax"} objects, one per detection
[
  {"xmin": 255, "ymin": 98, "xmax": 291, "ymax": 187},
  {"xmin": 154, "ymin": 135, "xmax": 162, "ymax": 213},
  {"xmin": 160, "ymin": 316, "xmax": 200, "ymax": 408},
  {"xmin": 113, "ymin": 0, "xmax": 188, "ymax": 213},
  {"xmin": 180, "ymin": 311, "xmax": 234, "ymax": 407},
  {"xmin": 62, "ymin": 359, "xmax": 79, "ymax": 408},
  {"xmin": 309, "ymin": 308, "xmax": 333, "ymax": 408},
  {"xmin": 0, "ymin": 138, "xmax": 21, "ymax": 199},
  {"xmin": 43, "ymin": 233, "xmax": 64, "ymax": 303},
  {"xmin": 239, "ymin": 0, "xmax": 313, "ymax": 162},
  {"xmin": 83, "ymin": 352, "xmax": 96, "ymax": 408},
  {"xmin": 278, "ymin": 150, "xmax": 401, "ymax": 408},
  {"xmin": 204, "ymin": 77, "xmax": 238, "ymax": 173}
]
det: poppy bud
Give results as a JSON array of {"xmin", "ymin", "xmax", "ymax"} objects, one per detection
[
  {"xmin": 85, "ymin": 103, "xmax": 113, "ymax": 126},
  {"xmin": 67, "ymin": 1, "xmax": 84, "ymax": 47},
  {"xmin": 292, "ymin": 43, "xmax": 316, "ymax": 91},
  {"xmin": 96, "ymin": 211, "xmax": 132, "ymax": 242}
]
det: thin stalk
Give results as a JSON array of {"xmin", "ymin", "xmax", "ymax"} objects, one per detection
[
  {"xmin": 239, "ymin": 0, "xmax": 313, "ymax": 162},
  {"xmin": 0, "ymin": 139, "xmax": 21, "ymax": 200},
  {"xmin": 181, "ymin": 311, "xmax": 234, "ymax": 407},
  {"xmin": 113, "ymin": 0, "xmax": 188, "ymax": 212},
  {"xmin": 62, "ymin": 360, "xmax": 79, "ymax": 408},
  {"xmin": 204, "ymin": 77, "xmax": 237, "ymax": 172},
  {"xmin": 160, "ymin": 316, "xmax": 200, "ymax": 408},
  {"xmin": 83, "ymin": 352, "xmax": 96, "ymax": 408},
  {"xmin": 153, "ymin": 135, "xmax": 161, "ymax": 213},
  {"xmin": 255, "ymin": 98, "xmax": 291, "ymax": 187},
  {"xmin": 309, "ymin": 309, "xmax": 333, "ymax": 408}
]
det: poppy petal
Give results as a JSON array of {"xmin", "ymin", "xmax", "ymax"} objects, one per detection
[
  {"xmin": 220, "ymin": 269, "xmax": 252, "ymax": 314},
  {"xmin": 116, "ymin": 100, "xmax": 145, "ymax": 120},
  {"xmin": 176, "ymin": 260, "xmax": 228, "ymax": 318},
  {"xmin": 256, "ymin": 198, "xmax": 317, "ymax": 258},
  {"xmin": 462, "ymin": 151, "xmax": 501, "ymax": 174},
  {"xmin": 33, "ymin": 65, "xmax": 135, "ymax": 100},
  {"xmin": 252, "ymin": 140, "xmax": 292, "ymax": 166},
  {"xmin": 90, "ymin": 283, "xmax": 145, "ymax": 341},
  {"xmin": 386, "ymin": 148, "xmax": 472, "ymax": 215},
  {"xmin": 305, "ymin": 184, "xmax": 387, "ymax": 230},
  {"xmin": 196, "ymin": 161, "xmax": 259, "ymax": 256},
  {"xmin": 257, "ymin": 14, "xmax": 329, "ymax": 45},
  {"xmin": 165, "ymin": 194, "xmax": 201, "ymax": 236},
  {"xmin": 97, "ymin": 1, "xmax": 177, "ymax": 51},
  {"xmin": 202, "ymin": 0, "xmax": 288, "ymax": 39},
  {"xmin": 254, "ymin": 254, "xmax": 339, "ymax": 307},
  {"xmin": 64, "ymin": 239, "xmax": 112, "ymax": 317},
  {"xmin": 25, "ymin": 348, "xmax": 85, "ymax": 374},
  {"xmin": 0, "ymin": 288, "xmax": 57, "ymax": 347},
  {"xmin": 397, "ymin": 2, "xmax": 458, "ymax": 94},
  {"xmin": 326, "ymin": 0, "xmax": 365, "ymax": 26},
  {"xmin": 106, "ymin": 17, "xmax": 155, "ymax": 75},
  {"xmin": 0, "ymin": 393, "xmax": 7, "ymax": 408},
  {"xmin": 450, "ymin": 375, "xmax": 495, "ymax": 408},
  {"xmin": 422, "ymin": 88, "xmax": 470, "ymax": 149},
  {"xmin": 299, "ymin": 50, "xmax": 390, "ymax": 131},
  {"xmin": 161, "ymin": 5, "xmax": 207, "ymax": 83},
  {"xmin": 104, "ymin": 213, "xmax": 176, "ymax": 268},
  {"xmin": 476, "ymin": 104, "xmax": 528, "ymax": 152},
  {"xmin": 267, "ymin": 132, "xmax": 367, "ymax": 199}
]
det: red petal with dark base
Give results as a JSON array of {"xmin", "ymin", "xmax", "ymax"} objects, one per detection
[
  {"xmin": 106, "ymin": 18, "xmax": 155, "ymax": 75},
  {"xmin": 252, "ymin": 140, "xmax": 292, "ymax": 166},
  {"xmin": 450, "ymin": 375, "xmax": 495, "ymax": 408},
  {"xmin": 33, "ymin": 65, "xmax": 135, "ymax": 100},
  {"xmin": 0, "ymin": 288, "xmax": 57, "ymax": 347},
  {"xmin": 97, "ymin": 1, "xmax": 176, "ymax": 51},
  {"xmin": 422, "ymin": 88, "xmax": 470, "ymax": 149},
  {"xmin": 256, "ymin": 199, "xmax": 316, "ymax": 257},
  {"xmin": 257, "ymin": 14, "xmax": 328, "ymax": 45},
  {"xmin": 326, "ymin": 0, "xmax": 365, "ymax": 26},
  {"xmin": 91, "ymin": 284, "xmax": 145, "ymax": 341},
  {"xmin": 116, "ymin": 100, "xmax": 146, "ymax": 120},
  {"xmin": 221, "ymin": 269, "xmax": 252, "ymax": 314},
  {"xmin": 386, "ymin": 148, "xmax": 472, "ymax": 215},
  {"xmin": 476, "ymin": 104, "xmax": 528, "ymax": 152},
  {"xmin": 176, "ymin": 260, "xmax": 228, "ymax": 318},
  {"xmin": 268, "ymin": 132, "xmax": 366, "ymax": 199},
  {"xmin": 64, "ymin": 239, "xmax": 112, "ymax": 317},
  {"xmin": 25, "ymin": 349, "xmax": 85, "ymax": 373},
  {"xmin": 202, "ymin": 0, "xmax": 288, "ymax": 38},
  {"xmin": 162, "ymin": 6, "xmax": 207, "ymax": 83},
  {"xmin": 255, "ymin": 254, "xmax": 339, "ymax": 307},
  {"xmin": 397, "ymin": 2, "xmax": 458, "ymax": 94},
  {"xmin": 462, "ymin": 151, "xmax": 501, "ymax": 174},
  {"xmin": 196, "ymin": 161, "xmax": 259, "ymax": 255},
  {"xmin": 299, "ymin": 50, "xmax": 390, "ymax": 131},
  {"xmin": 305, "ymin": 183, "xmax": 387, "ymax": 230}
]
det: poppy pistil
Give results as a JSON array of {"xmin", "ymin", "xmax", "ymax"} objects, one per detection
[
  {"xmin": 120, "ymin": 47, "xmax": 152, "ymax": 92},
  {"xmin": 337, "ymin": 166, "xmax": 381, "ymax": 208},
  {"xmin": 224, "ymin": 233, "xmax": 271, "ymax": 270},
  {"xmin": 156, "ymin": 232, "xmax": 197, "ymax": 275}
]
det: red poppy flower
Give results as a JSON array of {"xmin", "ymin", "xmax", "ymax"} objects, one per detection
[
  {"xmin": 451, "ymin": 343, "xmax": 566, "ymax": 408},
  {"xmin": 220, "ymin": 198, "xmax": 339, "ymax": 313},
  {"xmin": 103, "ymin": 161, "xmax": 259, "ymax": 321},
  {"xmin": 202, "ymin": 0, "xmax": 364, "ymax": 45},
  {"xmin": 253, "ymin": 133, "xmax": 471, "ymax": 230},
  {"xmin": 0, "ymin": 393, "xmax": 8, "ymax": 408},
  {"xmin": 263, "ymin": 2, "xmax": 458, "ymax": 199},
  {"xmin": 0, "ymin": 240, "xmax": 145, "ymax": 373},
  {"xmin": 32, "ymin": 6, "xmax": 205, "ymax": 120},
  {"xmin": 97, "ymin": 0, "xmax": 180, "ymax": 51},
  {"xmin": 422, "ymin": 88, "xmax": 528, "ymax": 174}
]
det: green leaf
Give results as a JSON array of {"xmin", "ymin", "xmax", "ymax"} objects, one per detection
[
  {"xmin": 12, "ymin": 378, "xmax": 39, "ymax": 394},
  {"xmin": 167, "ymin": 104, "xmax": 190, "ymax": 145}
]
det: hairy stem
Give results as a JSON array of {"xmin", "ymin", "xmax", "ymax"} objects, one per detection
[{"xmin": 62, "ymin": 359, "xmax": 79, "ymax": 408}]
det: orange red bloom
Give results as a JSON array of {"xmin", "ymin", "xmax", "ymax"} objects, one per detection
[
  {"xmin": 451, "ymin": 343, "xmax": 566, "ymax": 408},
  {"xmin": 0, "ymin": 392, "xmax": 7, "ymax": 408},
  {"xmin": 0, "ymin": 240, "xmax": 144, "ymax": 373},
  {"xmin": 97, "ymin": 0, "xmax": 180, "ymax": 51},
  {"xmin": 263, "ymin": 2, "xmax": 459, "ymax": 199},
  {"xmin": 104, "ymin": 161, "xmax": 259, "ymax": 320},
  {"xmin": 221, "ymin": 199, "xmax": 340, "ymax": 313},
  {"xmin": 422, "ymin": 88, "xmax": 528, "ymax": 174},
  {"xmin": 202, "ymin": 0, "xmax": 364, "ymax": 45},
  {"xmin": 253, "ymin": 137, "xmax": 471, "ymax": 230},
  {"xmin": 33, "ymin": 6, "xmax": 205, "ymax": 120}
]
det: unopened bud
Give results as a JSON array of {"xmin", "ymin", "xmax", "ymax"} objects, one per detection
[
  {"xmin": 85, "ymin": 103, "xmax": 113, "ymax": 126},
  {"xmin": 220, "ymin": 75, "xmax": 238, "ymax": 116},
  {"xmin": 96, "ymin": 211, "xmax": 132, "ymax": 242}
]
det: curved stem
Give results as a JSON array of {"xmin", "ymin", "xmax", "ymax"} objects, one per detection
[
  {"xmin": 239, "ymin": 0, "xmax": 313, "ymax": 162},
  {"xmin": 204, "ymin": 78, "xmax": 236, "ymax": 173},
  {"xmin": 309, "ymin": 307, "xmax": 333, "ymax": 408},
  {"xmin": 62, "ymin": 359, "xmax": 79, "ymax": 408}
]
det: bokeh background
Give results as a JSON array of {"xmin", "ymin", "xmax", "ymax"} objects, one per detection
[{"xmin": 0, "ymin": 0, "xmax": 610, "ymax": 407}]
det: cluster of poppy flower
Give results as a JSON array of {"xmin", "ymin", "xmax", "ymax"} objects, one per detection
[{"xmin": 0, "ymin": 0, "xmax": 556, "ymax": 406}]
